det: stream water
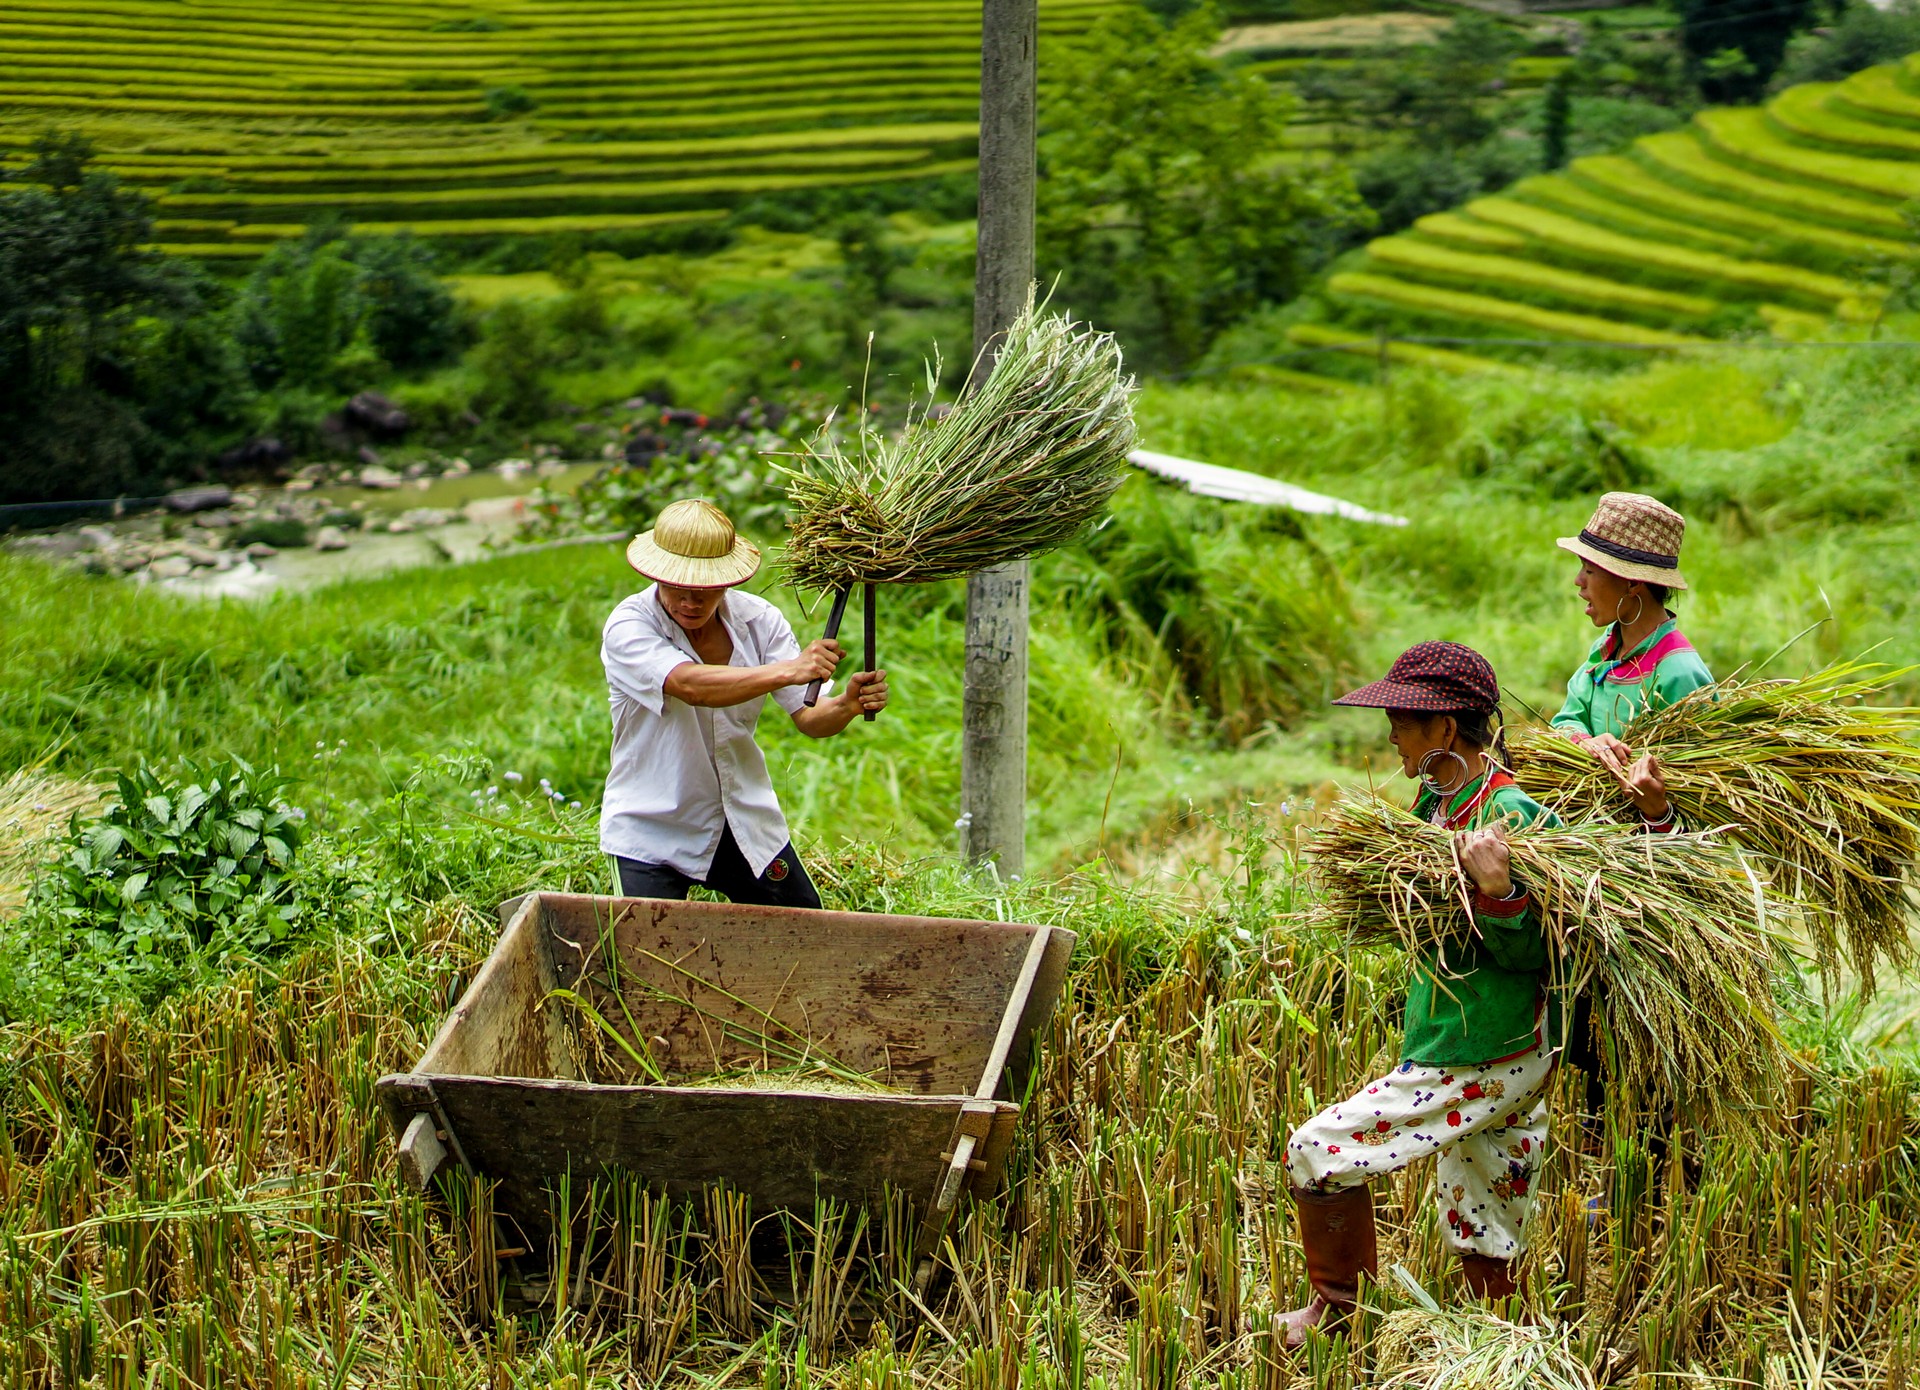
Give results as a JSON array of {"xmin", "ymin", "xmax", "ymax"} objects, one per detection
[{"xmin": 157, "ymin": 462, "xmax": 609, "ymax": 599}]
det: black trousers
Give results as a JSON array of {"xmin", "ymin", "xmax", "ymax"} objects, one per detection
[{"xmin": 614, "ymin": 823, "xmax": 821, "ymax": 910}]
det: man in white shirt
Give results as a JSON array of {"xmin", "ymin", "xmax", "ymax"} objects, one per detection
[{"xmin": 600, "ymin": 498, "xmax": 888, "ymax": 909}]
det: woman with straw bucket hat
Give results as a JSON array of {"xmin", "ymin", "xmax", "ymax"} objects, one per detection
[
  {"xmin": 1551, "ymin": 492, "xmax": 1713, "ymax": 1182},
  {"xmin": 600, "ymin": 499, "xmax": 888, "ymax": 908},
  {"xmin": 1550, "ymin": 491, "xmax": 1713, "ymax": 833}
]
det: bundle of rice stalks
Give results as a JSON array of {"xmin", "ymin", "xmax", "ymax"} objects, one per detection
[
  {"xmin": 779, "ymin": 291, "xmax": 1136, "ymax": 592},
  {"xmin": 1509, "ymin": 662, "xmax": 1920, "ymax": 996},
  {"xmin": 1305, "ymin": 796, "xmax": 1795, "ymax": 1130},
  {"xmin": 1372, "ymin": 1305, "xmax": 1596, "ymax": 1390}
]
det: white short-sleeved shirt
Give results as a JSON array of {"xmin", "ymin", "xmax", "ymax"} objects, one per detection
[{"xmin": 598, "ymin": 585, "xmax": 814, "ymax": 879}]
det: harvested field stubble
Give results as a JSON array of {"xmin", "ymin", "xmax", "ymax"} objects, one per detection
[{"xmin": 2, "ymin": 843, "xmax": 1919, "ymax": 1386}]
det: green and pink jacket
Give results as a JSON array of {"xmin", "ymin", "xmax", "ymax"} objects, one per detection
[{"xmin": 1550, "ymin": 617, "xmax": 1713, "ymax": 743}]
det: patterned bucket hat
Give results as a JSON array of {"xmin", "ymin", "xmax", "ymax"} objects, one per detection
[
  {"xmin": 1556, "ymin": 492, "xmax": 1688, "ymax": 590},
  {"xmin": 1333, "ymin": 641, "xmax": 1500, "ymax": 713},
  {"xmin": 626, "ymin": 499, "xmax": 762, "ymax": 588}
]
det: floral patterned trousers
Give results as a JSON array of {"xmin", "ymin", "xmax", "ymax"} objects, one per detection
[{"xmin": 1283, "ymin": 1045, "xmax": 1555, "ymax": 1259}]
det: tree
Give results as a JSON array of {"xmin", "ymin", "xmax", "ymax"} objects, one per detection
[
  {"xmin": 1773, "ymin": 0, "xmax": 1920, "ymax": 90},
  {"xmin": 233, "ymin": 225, "xmax": 459, "ymax": 391},
  {"xmin": 1295, "ymin": 15, "xmax": 1524, "ymax": 153},
  {"xmin": 1541, "ymin": 70, "xmax": 1573, "ymax": 171},
  {"xmin": 1290, "ymin": 15, "xmax": 1546, "ymax": 235},
  {"xmin": 0, "ymin": 131, "xmax": 226, "ymax": 502},
  {"xmin": 1038, "ymin": 5, "xmax": 1369, "ymax": 370},
  {"xmin": 1675, "ymin": 0, "xmax": 1817, "ymax": 102}
]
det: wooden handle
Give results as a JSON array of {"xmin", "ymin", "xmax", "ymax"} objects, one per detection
[
  {"xmin": 803, "ymin": 587, "xmax": 851, "ymax": 707},
  {"xmin": 862, "ymin": 583, "xmax": 877, "ymax": 722}
]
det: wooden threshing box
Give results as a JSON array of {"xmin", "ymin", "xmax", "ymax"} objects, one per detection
[{"xmin": 376, "ymin": 892, "xmax": 1075, "ymax": 1262}]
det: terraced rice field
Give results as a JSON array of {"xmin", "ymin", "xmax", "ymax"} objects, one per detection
[
  {"xmin": 1318, "ymin": 56, "xmax": 1920, "ymax": 364},
  {"xmin": 0, "ymin": 0, "xmax": 1110, "ymax": 256}
]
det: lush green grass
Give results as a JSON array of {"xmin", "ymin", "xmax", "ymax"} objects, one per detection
[
  {"xmin": 14, "ymin": 342, "xmax": 1920, "ymax": 862},
  {"xmin": 1138, "ymin": 351, "xmax": 1920, "ymax": 718},
  {"xmin": 0, "ymin": 535, "xmax": 1342, "ymax": 872},
  {"xmin": 0, "ymin": 0, "xmax": 1114, "ymax": 251}
]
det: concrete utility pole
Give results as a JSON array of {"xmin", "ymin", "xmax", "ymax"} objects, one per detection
[{"xmin": 961, "ymin": 0, "xmax": 1036, "ymax": 879}]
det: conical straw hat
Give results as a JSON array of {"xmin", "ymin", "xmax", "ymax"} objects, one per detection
[{"xmin": 626, "ymin": 499, "xmax": 761, "ymax": 587}]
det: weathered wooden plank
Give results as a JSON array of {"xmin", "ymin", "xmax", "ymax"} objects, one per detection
[
  {"xmin": 416, "ymin": 896, "xmax": 577, "ymax": 1083},
  {"xmin": 972, "ymin": 928, "xmax": 1050, "ymax": 1097},
  {"xmin": 999, "ymin": 926, "xmax": 1076, "ymax": 1102},
  {"xmin": 969, "ymin": 1105, "xmax": 1021, "ymax": 1199},
  {"xmin": 426, "ymin": 1074, "xmax": 1013, "ymax": 1239},
  {"xmin": 534, "ymin": 894, "xmax": 1057, "ymax": 1095},
  {"xmin": 397, "ymin": 1111, "xmax": 447, "ymax": 1191}
]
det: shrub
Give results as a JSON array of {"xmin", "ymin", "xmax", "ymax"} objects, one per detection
[
  {"xmin": 233, "ymin": 517, "xmax": 310, "ymax": 547},
  {"xmin": 469, "ymin": 298, "xmax": 553, "ymax": 424},
  {"xmin": 0, "ymin": 130, "xmax": 242, "ymax": 504},
  {"xmin": 233, "ymin": 226, "xmax": 460, "ymax": 390},
  {"xmin": 485, "ymin": 85, "xmax": 537, "ymax": 120},
  {"xmin": 25, "ymin": 758, "xmax": 303, "ymax": 998},
  {"xmin": 1351, "ymin": 138, "xmax": 1537, "ymax": 238},
  {"xmin": 1051, "ymin": 484, "xmax": 1360, "ymax": 740},
  {"xmin": 1775, "ymin": 0, "xmax": 1920, "ymax": 89}
]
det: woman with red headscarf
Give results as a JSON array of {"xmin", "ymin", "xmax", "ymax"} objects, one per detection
[{"xmin": 1278, "ymin": 642, "xmax": 1559, "ymax": 1341}]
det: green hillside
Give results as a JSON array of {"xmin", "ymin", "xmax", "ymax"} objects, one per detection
[
  {"xmin": 1309, "ymin": 56, "xmax": 1920, "ymax": 362},
  {"xmin": 0, "ymin": 0, "xmax": 1108, "ymax": 257}
]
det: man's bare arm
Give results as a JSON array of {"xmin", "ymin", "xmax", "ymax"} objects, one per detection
[{"xmin": 662, "ymin": 639, "xmax": 841, "ymax": 709}]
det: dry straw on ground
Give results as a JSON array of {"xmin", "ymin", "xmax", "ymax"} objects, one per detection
[
  {"xmin": 1304, "ymin": 796, "xmax": 1795, "ymax": 1130},
  {"xmin": 1509, "ymin": 661, "xmax": 1920, "ymax": 997},
  {"xmin": 779, "ymin": 291, "xmax": 1136, "ymax": 593},
  {"xmin": 0, "ymin": 767, "xmax": 107, "ymax": 913},
  {"xmin": 1371, "ymin": 1274, "xmax": 1597, "ymax": 1390}
]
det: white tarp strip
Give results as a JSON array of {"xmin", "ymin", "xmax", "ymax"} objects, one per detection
[{"xmin": 1126, "ymin": 448, "xmax": 1408, "ymax": 527}]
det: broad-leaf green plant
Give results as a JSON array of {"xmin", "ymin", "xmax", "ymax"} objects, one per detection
[{"xmin": 33, "ymin": 757, "xmax": 304, "ymax": 965}]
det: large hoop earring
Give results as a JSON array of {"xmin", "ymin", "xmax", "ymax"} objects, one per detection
[
  {"xmin": 1419, "ymin": 748, "xmax": 1471, "ymax": 796},
  {"xmin": 1614, "ymin": 590, "xmax": 1646, "ymax": 629}
]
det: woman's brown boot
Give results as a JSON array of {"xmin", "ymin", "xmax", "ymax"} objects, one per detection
[
  {"xmin": 1278, "ymin": 1185, "xmax": 1378, "ymax": 1347},
  {"xmin": 1457, "ymin": 1252, "xmax": 1520, "ymax": 1303}
]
